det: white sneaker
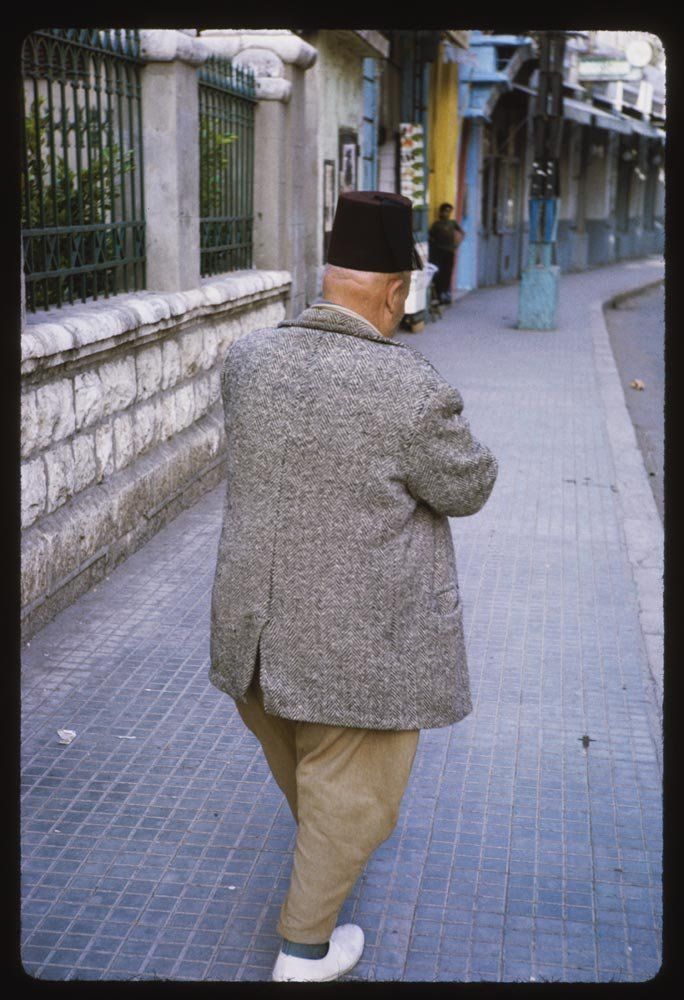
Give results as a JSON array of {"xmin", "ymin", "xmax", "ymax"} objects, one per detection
[{"xmin": 272, "ymin": 924, "xmax": 365, "ymax": 982}]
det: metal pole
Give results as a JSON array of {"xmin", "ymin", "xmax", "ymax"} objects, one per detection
[{"xmin": 517, "ymin": 30, "xmax": 566, "ymax": 330}]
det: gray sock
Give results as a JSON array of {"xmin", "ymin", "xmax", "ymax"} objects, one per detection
[{"xmin": 281, "ymin": 938, "xmax": 330, "ymax": 959}]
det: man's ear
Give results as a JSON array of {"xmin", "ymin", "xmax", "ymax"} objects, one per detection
[{"xmin": 387, "ymin": 274, "xmax": 407, "ymax": 312}]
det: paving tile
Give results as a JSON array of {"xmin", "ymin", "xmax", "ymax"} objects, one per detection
[
  {"xmin": 20, "ymin": 264, "xmax": 663, "ymax": 984},
  {"xmin": 503, "ymin": 960, "xmax": 532, "ymax": 980}
]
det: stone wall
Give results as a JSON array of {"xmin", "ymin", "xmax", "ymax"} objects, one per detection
[{"xmin": 21, "ymin": 271, "xmax": 290, "ymax": 640}]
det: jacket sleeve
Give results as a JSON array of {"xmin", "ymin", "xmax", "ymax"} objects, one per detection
[{"xmin": 404, "ymin": 379, "xmax": 498, "ymax": 517}]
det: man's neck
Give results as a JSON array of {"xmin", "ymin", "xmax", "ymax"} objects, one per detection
[{"xmin": 317, "ymin": 299, "xmax": 388, "ymax": 338}]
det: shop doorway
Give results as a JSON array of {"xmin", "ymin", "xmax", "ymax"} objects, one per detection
[{"xmin": 478, "ymin": 90, "xmax": 527, "ymax": 286}]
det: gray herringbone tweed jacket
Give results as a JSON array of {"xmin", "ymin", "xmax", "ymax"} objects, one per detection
[{"xmin": 209, "ymin": 303, "xmax": 498, "ymax": 730}]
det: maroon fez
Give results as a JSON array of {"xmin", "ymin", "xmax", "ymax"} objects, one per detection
[{"xmin": 326, "ymin": 190, "xmax": 423, "ymax": 272}]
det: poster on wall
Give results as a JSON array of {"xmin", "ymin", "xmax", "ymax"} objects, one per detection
[
  {"xmin": 323, "ymin": 159, "xmax": 336, "ymax": 260},
  {"xmin": 338, "ymin": 129, "xmax": 358, "ymax": 194},
  {"xmin": 399, "ymin": 122, "xmax": 426, "ymax": 209}
]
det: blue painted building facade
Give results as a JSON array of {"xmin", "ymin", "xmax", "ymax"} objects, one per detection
[
  {"xmin": 456, "ymin": 32, "xmax": 665, "ymax": 291},
  {"xmin": 361, "ymin": 58, "xmax": 380, "ymax": 190}
]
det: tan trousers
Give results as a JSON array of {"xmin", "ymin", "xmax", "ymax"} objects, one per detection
[{"xmin": 234, "ymin": 668, "xmax": 420, "ymax": 943}]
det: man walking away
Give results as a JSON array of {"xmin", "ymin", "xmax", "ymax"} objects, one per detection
[
  {"xmin": 209, "ymin": 190, "xmax": 498, "ymax": 982},
  {"xmin": 428, "ymin": 201, "xmax": 465, "ymax": 304}
]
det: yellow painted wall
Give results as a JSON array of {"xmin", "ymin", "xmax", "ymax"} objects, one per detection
[{"xmin": 428, "ymin": 43, "xmax": 459, "ymax": 223}]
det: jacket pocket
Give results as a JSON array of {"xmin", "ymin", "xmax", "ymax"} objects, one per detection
[
  {"xmin": 433, "ymin": 584, "xmax": 460, "ymax": 615},
  {"xmin": 432, "ymin": 516, "xmax": 458, "ymax": 609},
  {"xmin": 428, "ymin": 602, "xmax": 471, "ymax": 711}
]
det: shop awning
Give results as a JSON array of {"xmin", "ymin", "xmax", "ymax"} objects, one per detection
[
  {"xmin": 620, "ymin": 115, "xmax": 666, "ymax": 140},
  {"xmin": 589, "ymin": 103, "xmax": 632, "ymax": 134},
  {"xmin": 511, "ymin": 82, "xmax": 662, "ymax": 139},
  {"xmin": 560, "ymin": 96, "xmax": 593, "ymax": 126}
]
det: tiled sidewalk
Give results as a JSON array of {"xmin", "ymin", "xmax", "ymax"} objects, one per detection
[{"xmin": 21, "ymin": 260, "xmax": 663, "ymax": 981}]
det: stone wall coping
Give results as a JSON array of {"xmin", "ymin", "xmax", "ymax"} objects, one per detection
[
  {"xmin": 138, "ymin": 30, "xmax": 311, "ymax": 102},
  {"xmin": 139, "ymin": 29, "xmax": 211, "ymax": 66},
  {"xmin": 22, "ymin": 270, "xmax": 291, "ymax": 372},
  {"xmin": 199, "ymin": 30, "xmax": 318, "ymax": 70},
  {"xmin": 255, "ymin": 77, "xmax": 292, "ymax": 102}
]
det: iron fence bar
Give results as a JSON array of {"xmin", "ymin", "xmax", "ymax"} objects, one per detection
[
  {"xmin": 104, "ymin": 57, "xmax": 116, "ymax": 298},
  {"xmin": 199, "ymin": 79, "xmax": 257, "ymax": 100},
  {"xmin": 235, "ymin": 88, "xmax": 240, "ymax": 269},
  {"xmin": 249, "ymin": 91, "xmax": 254, "ymax": 265},
  {"xmin": 92, "ymin": 54, "xmax": 105, "ymax": 297},
  {"xmin": 236, "ymin": 69, "xmax": 241, "ymax": 268},
  {"xmin": 247, "ymin": 122, "xmax": 251, "ymax": 265},
  {"xmin": 23, "ymin": 221, "xmax": 142, "ymax": 235},
  {"xmin": 28, "ymin": 244, "xmax": 143, "ymax": 271},
  {"xmin": 20, "ymin": 77, "xmax": 31, "ymax": 311},
  {"xmin": 29, "ymin": 256, "xmax": 144, "ymax": 280},
  {"xmin": 242, "ymin": 95, "xmax": 247, "ymax": 266},
  {"xmin": 136, "ymin": 55, "xmax": 145, "ymax": 293},
  {"xmin": 238, "ymin": 93, "xmax": 243, "ymax": 269},
  {"xmin": 30, "ymin": 74, "xmax": 48, "ymax": 308},
  {"xmin": 243, "ymin": 75, "xmax": 248, "ymax": 266},
  {"xmin": 126, "ymin": 62, "xmax": 136, "ymax": 293},
  {"xmin": 69, "ymin": 69, "xmax": 85, "ymax": 302},
  {"xmin": 84, "ymin": 62, "xmax": 98, "ymax": 300},
  {"xmin": 57, "ymin": 59, "xmax": 74, "ymax": 305},
  {"xmin": 115, "ymin": 54, "xmax": 128, "ymax": 293},
  {"xmin": 45, "ymin": 79, "xmax": 63, "ymax": 307},
  {"xmin": 239, "ymin": 73, "xmax": 244, "ymax": 265},
  {"xmin": 227, "ymin": 83, "xmax": 233, "ymax": 268},
  {"xmin": 19, "ymin": 83, "xmax": 32, "ymax": 305},
  {"xmin": 200, "ymin": 87, "xmax": 205, "ymax": 263},
  {"xmin": 238, "ymin": 85, "xmax": 243, "ymax": 267}
]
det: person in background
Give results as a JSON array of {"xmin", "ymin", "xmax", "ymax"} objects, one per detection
[{"xmin": 428, "ymin": 202, "xmax": 465, "ymax": 305}]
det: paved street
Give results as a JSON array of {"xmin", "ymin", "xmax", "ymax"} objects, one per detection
[
  {"xmin": 21, "ymin": 258, "xmax": 663, "ymax": 982},
  {"xmin": 603, "ymin": 282, "xmax": 665, "ymax": 523}
]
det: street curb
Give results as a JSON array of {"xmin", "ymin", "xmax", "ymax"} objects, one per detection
[
  {"xmin": 605, "ymin": 278, "xmax": 665, "ymax": 311},
  {"xmin": 589, "ymin": 269, "xmax": 664, "ymax": 760}
]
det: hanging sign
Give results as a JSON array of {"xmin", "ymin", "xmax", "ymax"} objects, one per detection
[
  {"xmin": 578, "ymin": 56, "xmax": 640, "ymax": 81},
  {"xmin": 399, "ymin": 122, "xmax": 426, "ymax": 209},
  {"xmin": 338, "ymin": 128, "xmax": 358, "ymax": 194}
]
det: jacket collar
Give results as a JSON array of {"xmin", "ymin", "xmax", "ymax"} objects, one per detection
[{"xmin": 278, "ymin": 302, "xmax": 403, "ymax": 348}]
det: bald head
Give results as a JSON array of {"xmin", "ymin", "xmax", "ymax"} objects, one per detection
[{"xmin": 322, "ymin": 264, "xmax": 411, "ymax": 338}]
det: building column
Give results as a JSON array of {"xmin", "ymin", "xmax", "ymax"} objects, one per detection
[
  {"xmin": 361, "ymin": 59, "xmax": 380, "ymax": 190},
  {"xmin": 139, "ymin": 31, "xmax": 206, "ymax": 292},
  {"xmin": 456, "ymin": 119, "xmax": 481, "ymax": 291},
  {"xmin": 584, "ymin": 128, "xmax": 614, "ymax": 267},
  {"xmin": 631, "ymin": 135, "xmax": 648, "ymax": 255},
  {"xmin": 252, "ymin": 97, "xmax": 290, "ymax": 274},
  {"xmin": 428, "ymin": 43, "xmax": 459, "ymax": 221}
]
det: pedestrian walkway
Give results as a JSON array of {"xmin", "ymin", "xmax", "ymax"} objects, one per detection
[{"xmin": 20, "ymin": 258, "xmax": 664, "ymax": 982}]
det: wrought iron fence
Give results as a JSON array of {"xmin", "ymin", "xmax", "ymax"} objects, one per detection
[
  {"xmin": 199, "ymin": 55, "xmax": 256, "ymax": 276},
  {"xmin": 21, "ymin": 29, "xmax": 145, "ymax": 313}
]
